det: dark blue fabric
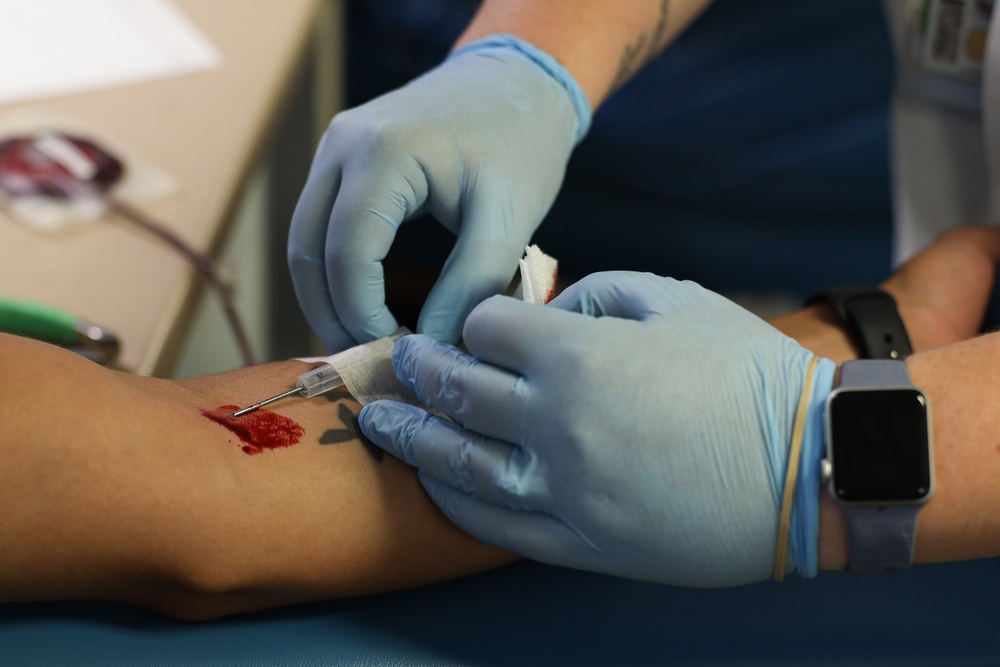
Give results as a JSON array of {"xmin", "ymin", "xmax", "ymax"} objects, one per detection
[
  {"xmin": 580, "ymin": 0, "xmax": 893, "ymax": 216},
  {"xmin": 4, "ymin": 559, "xmax": 999, "ymax": 666},
  {"xmin": 347, "ymin": 0, "xmax": 895, "ymax": 298}
]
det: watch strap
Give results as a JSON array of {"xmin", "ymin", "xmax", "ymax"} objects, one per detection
[
  {"xmin": 841, "ymin": 505, "xmax": 920, "ymax": 573},
  {"xmin": 808, "ymin": 286, "xmax": 912, "ymax": 359},
  {"xmin": 839, "ymin": 358, "xmax": 913, "ymax": 387}
]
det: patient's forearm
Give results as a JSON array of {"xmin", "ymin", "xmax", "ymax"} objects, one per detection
[
  {"xmin": 0, "ymin": 334, "xmax": 515, "ymax": 620},
  {"xmin": 6, "ymin": 288, "xmax": 1000, "ymax": 614}
]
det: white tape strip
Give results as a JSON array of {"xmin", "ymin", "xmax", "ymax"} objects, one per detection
[
  {"xmin": 297, "ymin": 246, "xmax": 558, "ymax": 406},
  {"xmin": 296, "ymin": 328, "xmax": 422, "ymax": 407}
]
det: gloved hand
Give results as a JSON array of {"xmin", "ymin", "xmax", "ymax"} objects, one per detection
[
  {"xmin": 288, "ymin": 34, "xmax": 591, "ymax": 353},
  {"xmin": 359, "ymin": 272, "xmax": 836, "ymax": 586}
]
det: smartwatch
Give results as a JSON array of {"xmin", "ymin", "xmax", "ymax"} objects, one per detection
[{"xmin": 823, "ymin": 359, "xmax": 933, "ymax": 573}]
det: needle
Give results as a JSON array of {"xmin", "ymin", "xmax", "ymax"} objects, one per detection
[
  {"xmin": 232, "ymin": 363, "xmax": 344, "ymax": 417},
  {"xmin": 232, "ymin": 387, "xmax": 304, "ymax": 417}
]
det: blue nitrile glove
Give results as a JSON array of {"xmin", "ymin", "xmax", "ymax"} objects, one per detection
[
  {"xmin": 359, "ymin": 272, "xmax": 836, "ymax": 586},
  {"xmin": 288, "ymin": 34, "xmax": 591, "ymax": 352}
]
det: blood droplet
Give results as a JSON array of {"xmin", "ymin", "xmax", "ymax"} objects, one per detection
[{"xmin": 201, "ymin": 405, "xmax": 305, "ymax": 456}]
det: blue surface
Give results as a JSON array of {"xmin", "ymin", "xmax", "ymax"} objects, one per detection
[{"xmin": 4, "ymin": 558, "xmax": 1000, "ymax": 666}]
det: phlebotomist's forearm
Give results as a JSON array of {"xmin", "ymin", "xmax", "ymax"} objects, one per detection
[{"xmin": 454, "ymin": 0, "xmax": 715, "ymax": 108}]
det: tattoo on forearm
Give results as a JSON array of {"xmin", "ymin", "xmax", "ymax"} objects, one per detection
[
  {"xmin": 322, "ymin": 388, "xmax": 353, "ymax": 403},
  {"xmin": 318, "ymin": 395, "xmax": 384, "ymax": 462},
  {"xmin": 650, "ymin": 0, "xmax": 671, "ymax": 55},
  {"xmin": 612, "ymin": 0, "xmax": 671, "ymax": 91},
  {"xmin": 317, "ymin": 404, "xmax": 357, "ymax": 445},
  {"xmin": 613, "ymin": 33, "xmax": 648, "ymax": 90}
]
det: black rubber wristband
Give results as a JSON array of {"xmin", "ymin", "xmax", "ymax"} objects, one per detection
[{"xmin": 806, "ymin": 285, "xmax": 913, "ymax": 359}]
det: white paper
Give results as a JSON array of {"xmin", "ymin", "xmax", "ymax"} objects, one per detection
[{"xmin": 0, "ymin": 0, "xmax": 221, "ymax": 106}]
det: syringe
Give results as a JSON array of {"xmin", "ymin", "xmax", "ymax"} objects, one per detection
[{"xmin": 232, "ymin": 363, "xmax": 343, "ymax": 417}]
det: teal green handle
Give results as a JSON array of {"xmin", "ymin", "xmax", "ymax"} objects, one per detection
[{"xmin": 0, "ymin": 299, "xmax": 78, "ymax": 346}]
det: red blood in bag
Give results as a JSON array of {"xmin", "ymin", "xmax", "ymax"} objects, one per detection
[{"xmin": 0, "ymin": 133, "xmax": 123, "ymax": 199}]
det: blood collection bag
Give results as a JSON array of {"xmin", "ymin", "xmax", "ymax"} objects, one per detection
[{"xmin": 0, "ymin": 132, "xmax": 124, "ymax": 231}]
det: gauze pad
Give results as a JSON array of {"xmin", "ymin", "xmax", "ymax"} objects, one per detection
[{"xmin": 301, "ymin": 245, "xmax": 558, "ymax": 405}]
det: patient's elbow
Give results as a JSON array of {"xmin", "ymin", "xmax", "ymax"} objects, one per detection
[{"xmin": 136, "ymin": 554, "xmax": 276, "ymax": 621}]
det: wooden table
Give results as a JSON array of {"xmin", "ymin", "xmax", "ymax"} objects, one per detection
[{"xmin": 0, "ymin": 0, "xmax": 332, "ymax": 375}]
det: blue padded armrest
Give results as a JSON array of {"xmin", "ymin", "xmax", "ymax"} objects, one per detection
[{"xmin": 3, "ymin": 558, "xmax": 1000, "ymax": 666}]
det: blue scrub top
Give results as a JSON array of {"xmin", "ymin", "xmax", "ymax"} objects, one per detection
[{"xmin": 345, "ymin": 0, "xmax": 895, "ymax": 297}]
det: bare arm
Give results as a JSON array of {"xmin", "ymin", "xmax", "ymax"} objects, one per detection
[
  {"xmin": 0, "ymin": 334, "xmax": 516, "ymax": 620},
  {"xmin": 771, "ymin": 227, "xmax": 1000, "ymax": 364},
  {"xmin": 768, "ymin": 227, "xmax": 1000, "ymax": 571},
  {"xmin": 454, "ymin": 0, "xmax": 714, "ymax": 107}
]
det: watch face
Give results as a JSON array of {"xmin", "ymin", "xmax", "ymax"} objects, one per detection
[{"xmin": 829, "ymin": 388, "xmax": 932, "ymax": 503}]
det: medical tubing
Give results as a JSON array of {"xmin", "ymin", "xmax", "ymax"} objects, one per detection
[
  {"xmin": 107, "ymin": 197, "xmax": 256, "ymax": 367},
  {"xmin": 0, "ymin": 131, "xmax": 253, "ymax": 366},
  {"xmin": 448, "ymin": 33, "xmax": 593, "ymax": 144}
]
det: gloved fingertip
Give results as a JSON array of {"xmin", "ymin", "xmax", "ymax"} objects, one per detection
[
  {"xmin": 417, "ymin": 286, "xmax": 481, "ymax": 344},
  {"xmin": 361, "ymin": 310, "xmax": 403, "ymax": 345},
  {"xmin": 415, "ymin": 315, "xmax": 463, "ymax": 346},
  {"xmin": 337, "ymin": 311, "xmax": 400, "ymax": 351},
  {"xmin": 417, "ymin": 470, "xmax": 463, "ymax": 521},
  {"xmin": 356, "ymin": 403, "xmax": 374, "ymax": 429},
  {"xmin": 390, "ymin": 333, "xmax": 436, "ymax": 377},
  {"xmin": 357, "ymin": 399, "xmax": 427, "ymax": 465},
  {"xmin": 321, "ymin": 331, "xmax": 358, "ymax": 355},
  {"xmin": 356, "ymin": 401, "xmax": 398, "ymax": 450}
]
